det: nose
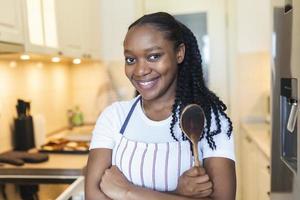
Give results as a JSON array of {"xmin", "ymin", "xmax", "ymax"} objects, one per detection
[{"xmin": 133, "ymin": 59, "xmax": 151, "ymax": 76}]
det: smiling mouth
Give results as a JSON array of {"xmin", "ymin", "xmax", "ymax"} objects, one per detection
[{"xmin": 135, "ymin": 77, "xmax": 159, "ymax": 90}]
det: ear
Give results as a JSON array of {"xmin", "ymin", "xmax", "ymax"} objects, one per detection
[{"xmin": 176, "ymin": 43, "xmax": 185, "ymax": 64}]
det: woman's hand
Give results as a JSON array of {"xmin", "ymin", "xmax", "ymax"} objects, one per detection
[
  {"xmin": 174, "ymin": 166, "xmax": 213, "ymax": 198},
  {"xmin": 100, "ymin": 165, "xmax": 133, "ymax": 200}
]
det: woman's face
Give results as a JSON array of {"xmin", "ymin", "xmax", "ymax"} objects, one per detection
[{"xmin": 123, "ymin": 25, "xmax": 185, "ymax": 102}]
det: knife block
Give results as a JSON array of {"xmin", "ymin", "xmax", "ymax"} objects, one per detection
[{"xmin": 14, "ymin": 116, "xmax": 35, "ymax": 151}]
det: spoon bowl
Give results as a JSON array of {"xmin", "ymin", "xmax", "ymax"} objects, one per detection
[{"xmin": 180, "ymin": 104, "xmax": 206, "ymax": 166}]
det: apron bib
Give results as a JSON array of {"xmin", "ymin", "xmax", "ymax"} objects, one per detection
[{"xmin": 112, "ymin": 97, "xmax": 202, "ymax": 192}]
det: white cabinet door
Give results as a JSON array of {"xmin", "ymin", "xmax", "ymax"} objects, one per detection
[
  {"xmin": 0, "ymin": 0, "xmax": 24, "ymax": 44},
  {"xmin": 83, "ymin": 0, "xmax": 101, "ymax": 60},
  {"xmin": 236, "ymin": 0, "xmax": 272, "ymax": 53},
  {"xmin": 241, "ymin": 130, "xmax": 271, "ymax": 200},
  {"xmin": 242, "ymin": 135, "xmax": 258, "ymax": 200},
  {"xmin": 257, "ymin": 151, "xmax": 271, "ymax": 200},
  {"xmin": 55, "ymin": 0, "xmax": 85, "ymax": 58},
  {"xmin": 22, "ymin": 0, "xmax": 59, "ymax": 54}
]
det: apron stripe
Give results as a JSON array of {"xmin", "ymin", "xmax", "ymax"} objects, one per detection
[
  {"xmin": 120, "ymin": 139, "xmax": 129, "ymax": 171},
  {"xmin": 165, "ymin": 143, "xmax": 169, "ymax": 191},
  {"xmin": 140, "ymin": 144, "xmax": 148, "ymax": 187},
  {"xmin": 128, "ymin": 141, "xmax": 137, "ymax": 182},
  {"xmin": 152, "ymin": 144, "xmax": 158, "ymax": 190},
  {"xmin": 177, "ymin": 142, "xmax": 181, "ymax": 177},
  {"xmin": 115, "ymin": 137, "xmax": 124, "ymax": 165}
]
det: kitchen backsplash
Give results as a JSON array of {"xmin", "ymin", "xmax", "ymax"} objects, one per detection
[{"xmin": 0, "ymin": 59, "xmax": 134, "ymax": 152}]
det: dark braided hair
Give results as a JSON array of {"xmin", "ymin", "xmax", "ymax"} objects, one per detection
[{"xmin": 129, "ymin": 12, "xmax": 233, "ymax": 150}]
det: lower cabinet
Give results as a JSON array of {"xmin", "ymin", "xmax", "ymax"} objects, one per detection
[{"xmin": 242, "ymin": 131, "xmax": 270, "ymax": 200}]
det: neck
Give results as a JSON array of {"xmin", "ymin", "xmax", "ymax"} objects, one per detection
[{"xmin": 141, "ymin": 95, "xmax": 175, "ymax": 121}]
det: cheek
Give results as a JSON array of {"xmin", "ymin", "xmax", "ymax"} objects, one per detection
[{"xmin": 156, "ymin": 58, "xmax": 178, "ymax": 76}]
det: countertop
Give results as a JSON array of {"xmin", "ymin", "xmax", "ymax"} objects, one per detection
[
  {"xmin": 0, "ymin": 125, "xmax": 94, "ymax": 184},
  {"xmin": 241, "ymin": 123, "xmax": 271, "ymax": 159}
]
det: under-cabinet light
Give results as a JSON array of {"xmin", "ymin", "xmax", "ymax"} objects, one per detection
[
  {"xmin": 72, "ymin": 58, "xmax": 81, "ymax": 65},
  {"xmin": 20, "ymin": 54, "xmax": 30, "ymax": 60},
  {"xmin": 51, "ymin": 57, "xmax": 61, "ymax": 63}
]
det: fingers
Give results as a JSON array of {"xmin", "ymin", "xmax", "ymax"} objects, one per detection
[
  {"xmin": 184, "ymin": 166, "xmax": 206, "ymax": 177},
  {"xmin": 193, "ymin": 188, "xmax": 213, "ymax": 198},
  {"xmin": 194, "ymin": 174, "xmax": 210, "ymax": 184},
  {"xmin": 194, "ymin": 180, "xmax": 213, "ymax": 192}
]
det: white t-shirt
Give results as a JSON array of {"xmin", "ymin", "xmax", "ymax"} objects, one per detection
[{"xmin": 90, "ymin": 96, "xmax": 235, "ymax": 161}]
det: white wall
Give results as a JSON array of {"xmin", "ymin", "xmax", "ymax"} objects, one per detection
[
  {"xmin": 0, "ymin": 59, "xmax": 122, "ymax": 152},
  {"xmin": 0, "ymin": 60, "xmax": 71, "ymax": 152}
]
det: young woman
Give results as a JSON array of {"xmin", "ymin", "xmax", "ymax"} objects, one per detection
[{"xmin": 85, "ymin": 12, "xmax": 236, "ymax": 200}]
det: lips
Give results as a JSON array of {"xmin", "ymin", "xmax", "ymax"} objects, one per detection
[{"xmin": 134, "ymin": 77, "xmax": 159, "ymax": 91}]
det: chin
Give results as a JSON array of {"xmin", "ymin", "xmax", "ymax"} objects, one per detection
[{"xmin": 137, "ymin": 91, "xmax": 159, "ymax": 101}]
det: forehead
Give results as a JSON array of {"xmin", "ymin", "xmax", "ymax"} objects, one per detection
[{"xmin": 123, "ymin": 25, "xmax": 173, "ymax": 52}]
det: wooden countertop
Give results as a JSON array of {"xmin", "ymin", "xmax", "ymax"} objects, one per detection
[
  {"xmin": 0, "ymin": 125, "xmax": 94, "ymax": 183},
  {"xmin": 241, "ymin": 123, "xmax": 271, "ymax": 159}
]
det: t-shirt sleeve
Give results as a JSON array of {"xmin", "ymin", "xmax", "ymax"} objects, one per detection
[
  {"xmin": 200, "ymin": 111, "xmax": 235, "ymax": 161},
  {"xmin": 89, "ymin": 103, "xmax": 120, "ymax": 150}
]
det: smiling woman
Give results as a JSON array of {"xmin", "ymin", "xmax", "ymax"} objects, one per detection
[{"xmin": 85, "ymin": 12, "xmax": 236, "ymax": 200}]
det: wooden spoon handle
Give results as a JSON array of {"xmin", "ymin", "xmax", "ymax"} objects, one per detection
[{"xmin": 192, "ymin": 142, "xmax": 201, "ymax": 167}]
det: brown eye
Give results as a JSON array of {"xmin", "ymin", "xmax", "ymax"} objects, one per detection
[
  {"xmin": 125, "ymin": 57, "xmax": 136, "ymax": 65},
  {"xmin": 147, "ymin": 54, "xmax": 161, "ymax": 62}
]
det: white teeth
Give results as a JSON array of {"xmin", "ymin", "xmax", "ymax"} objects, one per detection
[{"xmin": 140, "ymin": 81, "xmax": 153, "ymax": 86}]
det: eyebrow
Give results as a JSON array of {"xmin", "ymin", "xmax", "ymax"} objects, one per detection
[{"xmin": 124, "ymin": 46, "xmax": 163, "ymax": 54}]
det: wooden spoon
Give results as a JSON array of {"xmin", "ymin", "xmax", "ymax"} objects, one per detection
[{"xmin": 180, "ymin": 104, "xmax": 206, "ymax": 167}]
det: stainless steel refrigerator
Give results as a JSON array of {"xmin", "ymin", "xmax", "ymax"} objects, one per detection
[{"xmin": 271, "ymin": 0, "xmax": 300, "ymax": 199}]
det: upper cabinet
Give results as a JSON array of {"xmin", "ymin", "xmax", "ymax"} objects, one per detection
[
  {"xmin": 83, "ymin": 0, "xmax": 101, "ymax": 60},
  {"xmin": 55, "ymin": 0, "xmax": 85, "ymax": 58},
  {"xmin": 55, "ymin": 0, "xmax": 101, "ymax": 59},
  {"xmin": 236, "ymin": 0, "xmax": 272, "ymax": 53},
  {"xmin": 0, "ymin": 0, "xmax": 24, "ymax": 44},
  {"xmin": 0, "ymin": 0, "xmax": 112, "ymax": 60},
  {"xmin": 22, "ymin": 0, "xmax": 59, "ymax": 54}
]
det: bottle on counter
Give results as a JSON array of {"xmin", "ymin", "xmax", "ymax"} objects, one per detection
[{"xmin": 71, "ymin": 106, "xmax": 84, "ymax": 126}]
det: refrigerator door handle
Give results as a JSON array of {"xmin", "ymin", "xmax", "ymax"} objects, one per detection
[{"xmin": 287, "ymin": 101, "xmax": 298, "ymax": 133}]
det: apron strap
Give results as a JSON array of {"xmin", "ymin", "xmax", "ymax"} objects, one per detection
[{"xmin": 119, "ymin": 96, "xmax": 142, "ymax": 134}]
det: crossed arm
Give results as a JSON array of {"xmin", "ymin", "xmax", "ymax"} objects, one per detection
[{"xmin": 85, "ymin": 148, "xmax": 236, "ymax": 200}]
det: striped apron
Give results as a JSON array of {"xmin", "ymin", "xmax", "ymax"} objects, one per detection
[{"xmin": 112, "ymin": 97, "xmax": 202, "ymax": 192}]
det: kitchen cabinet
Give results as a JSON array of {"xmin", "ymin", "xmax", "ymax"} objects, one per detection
[
  {"xmin": 257, "ymin": 154, "xmax": 271, "ymax": 200},
  {"xmin": 98, "ymin": 0, "xmax": 143, "ymax": 61},
  {"xmin": 242, "ymin": 135, "xmax": 258, "ymax": 200},
  {"xmin": 83, "ymin": 0, "xmax": 102, "ymax": 60},
  {"xmin": 236, "ymin": 0, "xmax": 272, "ymax": 53},
  {"xmin": 0, "ymin": 0, "xmax": 24, "ymax": 44},
  {"xmin": 22, "ymin": 0, "xmax": 59, "ymax": 54},
  {"xmin": 55, "ymin": 0, "xmax": 101, "ymax": 59},
  {"xmin": 241, "ymin": 124, "xmax": 271, "ymax": 200},
  {"xmin": 55, "ymin": 0, "xmax": 84, "ymax": 58}
]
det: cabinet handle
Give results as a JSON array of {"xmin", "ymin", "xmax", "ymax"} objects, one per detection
[
  {"xmin": 245, "ymin": 135, "xmax": 252, "ymax": 143},
  {"xmin": 266, "ymin": 165, "xmax": 270, "ymax": 173},
  {"xmin": 267, "ymin": 191, "xmax": 270, "ymax": 196}
]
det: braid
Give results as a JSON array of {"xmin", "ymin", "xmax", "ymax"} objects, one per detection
[
  {"xmin": 173, "ymin": 21, "xmax": 233, "ymax": 150},
  {"xmin": 129, "ymin": 12, "xmax": 233, "ymax": 150}
]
